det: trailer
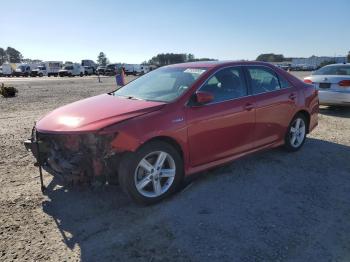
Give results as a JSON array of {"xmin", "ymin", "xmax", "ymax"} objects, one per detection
[{"xmin": 140, "ymin": 65, "xmax": 150, "ymax": 74}]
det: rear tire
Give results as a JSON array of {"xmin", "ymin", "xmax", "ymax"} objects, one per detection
[
  {"xmin": 118, "ymin": 141, "xmax": 184, "ymax": 205},
  {"xmin": 284, "ymin": 114, "xmax": 307, "ymax": 152}
]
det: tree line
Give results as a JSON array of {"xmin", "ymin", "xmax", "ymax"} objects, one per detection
[
  {"xmin": 0, "ymin": 47, "xmax": 23, "ymax": 64},
  {"xmin": 97, "ymin": 52, "xmax": 217, "ymax": 66},
  {"xmin": 257, "ymin": 52, "xmax": 350, "ymax": 63},
  {"xmin": 144, "ymin": 53, "xmax": 217, "ymax": 66},
  {"xmin": 256, "ymin": 53, "xmax": 292, "ymax": 63},
  {"xmin": 3, "ymin": 49, "xmax": 349, "ymax": 67}
]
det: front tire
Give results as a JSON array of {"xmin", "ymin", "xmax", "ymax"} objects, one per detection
[
  {"xmin": 284, "ymin": 114, "xmax": 307, "ymax": 151},
  {"xmin": 118, "ymin": 141, "xmax": 184, "ymax": 205}
]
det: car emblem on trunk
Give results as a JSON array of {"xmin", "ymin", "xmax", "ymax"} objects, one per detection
[{"xmin": 324, "ymin": 77, "xmax": 328, "ymax": 81}]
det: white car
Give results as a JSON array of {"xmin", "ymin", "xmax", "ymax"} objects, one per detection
[{"xmin": 304, "ymin": 63, "xmax": 350, "ymax": 106}]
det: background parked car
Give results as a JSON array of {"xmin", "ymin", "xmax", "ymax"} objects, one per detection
[
  {"xmin": 304, "ymin": 63, "xmax": 350, "ymax": 106},
  {"xmin": 104, "ymin": 63, "xmax": 119, "ymax": 76},
  {"xmin": 96, "ymin": 65, "xmax": 106, "ymax": 75}
]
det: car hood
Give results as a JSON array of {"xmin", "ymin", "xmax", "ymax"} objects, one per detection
[{"xmin": 36, "ymin": 94, "xmax": 166, "ymax": 134}]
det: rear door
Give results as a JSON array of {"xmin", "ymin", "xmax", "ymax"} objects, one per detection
[
  {"xmin": 186, "ymin": 66, "xmax": 256, "ymax": 167},
  {"xmin": 244, "ymin": 66, "xmax": 297, "ymax": 147}
]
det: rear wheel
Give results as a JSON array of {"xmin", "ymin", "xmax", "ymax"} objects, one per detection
[
  {"xmin": 118, "ymin": 141, "xmax": 184, "ymax": 205},
  {"xmin": 284, "ymin": 114, "xmax": 307, "ymax": 151}
]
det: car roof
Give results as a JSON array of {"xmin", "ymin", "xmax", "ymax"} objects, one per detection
[{"xmin": 167, "ymin": 60, "xmax": 273, "ymax": 69}]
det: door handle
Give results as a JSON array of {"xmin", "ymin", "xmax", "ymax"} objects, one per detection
[
  {"xmin": 244, "ymin": 103, "xmax": 254, "ymax": 111},
  {"xmin": 289, "ymin": 93, "xmax": 297, "ymax": 100}
]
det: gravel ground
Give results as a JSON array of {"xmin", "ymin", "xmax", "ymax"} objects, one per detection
[{"xmin": 0, "ymin": 73, "xmax": 349, "ymax": 262}]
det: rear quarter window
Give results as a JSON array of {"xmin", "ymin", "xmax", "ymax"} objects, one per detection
[
  {"xmin": 278, "ymin": 75, "xmax": 291, "ymax": 89},
  {"xmin": 247, "ymin": 67, "xmax": 280, "ymax": 94}
]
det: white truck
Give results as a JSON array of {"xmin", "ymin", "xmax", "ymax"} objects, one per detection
[
  {"xmin": 0, "ymin": 63, "xmax": 15, "ymax": 77},
  {"xmin": 13, "ymin": 63, "xmax": 37, "ymax": 77},
  {"xmin": 59, "ymin": 63, "xmax": 84, "ymax": 77},
  {"xmin": 30, "ymin": 65, "xmax": 47, "ymax": 77},
  {"xmin": 123, "ymin": 64, "xmax": 143, "ymax": 75},
  {"xmin": 45, "ymin": 61, "xmax": 63, "ymax": 77},
  {"xmin": 81, "ymin": 60, "xmax": 97, "ymax": 74},
  {"xmin": 140, "ymin": 65, "xmax": 150, "ymax": 74}
]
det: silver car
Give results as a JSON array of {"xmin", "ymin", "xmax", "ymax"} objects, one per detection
[{"xmin": 304, "ymin": 63, "xmax": 350, "ymax": 106}]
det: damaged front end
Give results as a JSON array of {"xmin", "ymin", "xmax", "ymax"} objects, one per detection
[{"xmin": 24, "ymin": 126, "xmax": 122, "ymax": 190}]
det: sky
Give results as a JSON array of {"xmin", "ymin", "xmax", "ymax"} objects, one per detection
[{"xmin": 1, "ymin": 0, "xmax": 349, "ymax": 63}]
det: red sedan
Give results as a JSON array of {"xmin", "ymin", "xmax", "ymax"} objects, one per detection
[{"xmin": 25, "ymin": 61, "xmax": 318, "ymax": 204}]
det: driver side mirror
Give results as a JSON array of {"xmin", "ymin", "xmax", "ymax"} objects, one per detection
[{"xmin": 194, "ymin": 91, "xmax": 214, "ymax": 105}]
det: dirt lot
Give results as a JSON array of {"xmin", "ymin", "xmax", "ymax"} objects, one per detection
[{"xmin": 0, "ymin": 73, "xmax": 350, "ymax": 262}]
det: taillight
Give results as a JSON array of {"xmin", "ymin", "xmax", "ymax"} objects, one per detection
[
  {"xmin": 338, "ymin": 80, "xmax": 350, "ymax": 87},
  {"xmin": 304, "ymin": 79, "xmax": 312, "ymax": 84}
]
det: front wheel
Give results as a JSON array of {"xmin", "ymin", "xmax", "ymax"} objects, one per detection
[
  {"xmin": 118, "ymin": 141, "xmax": 184, "ymax": 205},
  {"xmin": 284, "ymin": 114, "xmax": 307, "ymax": 151}
]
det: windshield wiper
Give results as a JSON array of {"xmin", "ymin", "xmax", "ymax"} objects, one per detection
[
  {"xmin": 126, "ymin": 96, "xmax": 144, "ymax": 100},
  {"xmin": 116, "ymin": 95, "xmax": 144, "ymax": 101}
]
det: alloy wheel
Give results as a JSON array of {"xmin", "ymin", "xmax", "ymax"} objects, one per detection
[
  {"xmin": 134, "ymin": 151, "xmax": 176, "ymax": 198},
  {"xmin": 289, "ymin": 117, "xmax": 306, "ymax": 148}
]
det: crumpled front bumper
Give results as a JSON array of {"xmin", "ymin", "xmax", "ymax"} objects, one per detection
[{"xmin": 24, "ymin": 127, "xmax": 120, "ymax": 189}]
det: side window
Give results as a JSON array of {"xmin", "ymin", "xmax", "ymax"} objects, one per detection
[
  {"xmin": 247, "ymin": 67, "xmax": 280, "ymax": 94},
  {"xmin": 278, "ymin": 75, "xmax": 291, "ymax": 89},
  {"xmin": 200, "ymin": 67, "xmax": 247, "ymax": 103}
]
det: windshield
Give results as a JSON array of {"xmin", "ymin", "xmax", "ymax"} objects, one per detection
[
  {"xmin": 113, "ymin": 67, "xmax": 207, "ymax": 102},
  {"xmin": 64, "ymin": 66, "xmax": 73, "ymax": 70},
  {"xmin": 313, "ymin": 65, "xmax": 350, "ymax": 76}
]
